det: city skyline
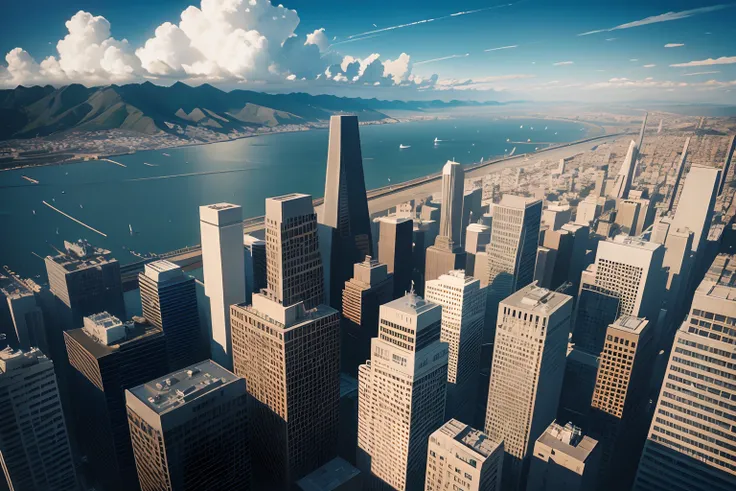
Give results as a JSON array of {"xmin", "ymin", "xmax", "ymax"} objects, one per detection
[{"xmin": 0, "ymin": 0, "xmax": 733, "ymax": 103}]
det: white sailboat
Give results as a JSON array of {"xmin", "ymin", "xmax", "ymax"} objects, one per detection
[
  {"xmin": 129, "ymin": 224, "xmax": 134, "ymax": 235},
  {"xmin": 399, "ymin": 144, "xmax": 411, "ymax": 149}
]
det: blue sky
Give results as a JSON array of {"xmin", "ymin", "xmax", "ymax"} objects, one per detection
[{"xmin": 0, "ymin": 0, "xmax": 734, "ymax": 102}]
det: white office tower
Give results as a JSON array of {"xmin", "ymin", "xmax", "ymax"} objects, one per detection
[
  {"xmin": 424, "ymin": 270, "xmax": 487, "ymax": 423},
  {"xmin": 633, "ymin": 254, "xmax": 736, "ymax": 491},
  {"xmin": 526, "ymin": 422, "xmax": 600, "ymax": 491},
  {"xmin": 0, "ymin": 347, "xmax": 77, "ymax": 491},
  {"xmin": 484, "ymin": 284, "xmax": 572, "ymax": 491},
  {"xmin": 200, "ymin": 203, "xmax": 245, "ymax": 369},
  {"xmin": 440, "ymin": 160, "xmax": 465, "ymax": 249},
  {"xmin": 357, "ymin": 292, "xmax": 448, "ymax": 491},
  {"xmin": 425, "ymin": 419, "xmax": 504, "ymax": 491},
  {"xmin": 669, "ymin": 165, "xmax": 721, "ymax": 254},
  {"xmin": 265, "ymin": 194, "xmax": 325, "ymax": 309}
]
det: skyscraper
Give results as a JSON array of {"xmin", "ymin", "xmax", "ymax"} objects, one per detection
[
  {"xmin": 670, "ymin": 165, "xmax": 721, "ymax": 254},
  {"xmin": 378, "ymin": 216, "xmax": 414, "ymax": 297},
  {"xmin": 244, "ymin": 233, "xmax": 267, "ymax": 303},
  {"xmin": 200, "ymin": 202, "xmax": 246, "ymax": 369},
  {"xmin": 666, "ymin": 137, "xmax": 690, "ymax": 212},
  {"xmin": 425, "ymin": 161, "xmax": 467, "ymax": 283},
  {"xmin": 526, "ymin": 421, "xmax": 600, "ymax": 491},
  {"xmin": 139, "ymin": 260, "xmax": 203, "ymax": 371},
  {"xmin": 357, "ymin": 292, "xmax": 448, "ymax": 491},
  {"xmin": 484, "ymin": 284, "xmax": 572, "ymax": 491},
  {"xmin": 341, "ymin": 256, "xmax": 394, "ymax": 376},
  {"xmin": 465, "ymin": 222, "xmax": 491, "ymax": 277},
  {"xmin": 125, "ymin": 360, "xmax": 251, "ymax": 491},
  {"xmin": 230, "ymin": 296, "xmax": 340, "ymax": 488},
  {"xmin": 0, "ymin": 273, "xmax": 47, "ymax": 351},
  {"xmin": 424, "ymin": 270, "xmax": 487, "ymax": 423},
  {"xmin": 633, "ymin": 254, "xmax": 736, "ymax": 491},
  {"xmin": 265, "ymin": 194, "xmax": 325, "ymax": 309},
  {"xmin": 45, "ymin": 238, "xmax": 125, "ymax": 328},
  {"xmin": 321, "ymin": 115, "xmax": 374, "ymax": 311},
  {"xmin": 0, "ymin": 347, "xmax": 77, "ymax": 491},
  {"xmin": 425, "ymin": 419, "xmax": 504, "ymax": 491},
  {"xmin": 609, "ymin": 141, "xmax": 637, "ymax": 200},
  {"xmin": 589, "ymin": 316, "xmax": 655, "ymax": 491},
  {"xmin": 64, "ymin": 312, "xmax": 168, "ymax": 491}
]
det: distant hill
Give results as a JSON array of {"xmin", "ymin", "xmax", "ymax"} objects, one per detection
[{"xmin": 0, "ymin": 82, "xmax": 501, "ymax": 140}]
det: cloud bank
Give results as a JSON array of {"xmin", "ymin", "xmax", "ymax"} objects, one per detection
[
  {"xmin": 0, "ymin": 0, "xmax": 436, "ymax": 90},
  {"xmin": 670, "ymin": 56, "xmax": 736, "ymax": 67}
]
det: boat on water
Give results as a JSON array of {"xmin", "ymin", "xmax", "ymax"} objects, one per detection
[
  {"xmin": 32, "ymin": 210, "xmax": 35, "ymax": 215},
  {"xmin": 527, "ymin": 138, "xmax": 531, "ymax": 142},
  {"xmin": 399, "ymin": 144, "xmax": 411, "ymax": 149},
  {"xmin": 162, "ymin": 152, "xmax": 171, "ymax": 157},
  {"xmin": 61, "ymin": 190, "xmax": 65, "ymax": 194},
  {"xmin": 544, "ymin": 126, "xmax": 548, "ymax": 130},
  {"xmin": 520, "ymin": 125, "xmax": 523, "ymax": 129},
  {"xmin": 129, "ymin": 224, "xmax": 134, "ymax": 235},
  {"xmin": 79, "ymin": 204, "xmax": 83, "ymax": 209},
  {"xmin": 506, "ymin": 138, "xmax": 510, "ymax": 142},
  {"xmin": 55, "ymin": 227, "xmax": 59, "ymax": 235}
]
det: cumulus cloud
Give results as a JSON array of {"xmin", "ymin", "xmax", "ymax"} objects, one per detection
[
  {"xmin": 665, "ymin": 43, "xmax": 684, "ymax": 48},
  {"xmin": 0, "ymin": 1, "xmax": 434, "ymax": 90},
  {"xmin": 681, "ymin": 71, "xmax": 721, "ymax": 76},
  {"xmin": 578, "ymin": 5, "xmax": 729, "ymax": 36},
  {"xmin": 670, "ymin": 56, "xmax": 736, "ymax": 67}
]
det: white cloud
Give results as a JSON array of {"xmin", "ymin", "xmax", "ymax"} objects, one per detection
[
  {"xmin": 484, "ymin": 45, "xmax": 518, "ymax": 52},
  {"xmin": 435, "ymin": 73, "xmax": 535, "ymax": 91},
  {"xmin": 587, "ymin": 77, "xmax": 688, "ymax": 89},
  {"xmin": 630, "ymin": 59, "xmax": 639, "ymax": 62},
  {"xmin": 578, "ymin": 5, "xmax": 729, "ymax": 36},
  {"xmin": 0, "ymin": 2, "xmax": 434, "ymax": 90},
  {"xmin": 681, "ymin": 71, "xmax": 721, "ymax": 76},
  {"xmin": 553, "ymin": 61, "xmax": 574, "ymax": 66},
  {"xmin": 643, "ymin": 64, "xmax": 656, "ymax": 68},
  {"xmin": 670, "ymin": 56, "xmax": 736, "ymax": 67},
  {"xmin": 664, "ymin": 43, "xmax": 684, "ymax": 48}
]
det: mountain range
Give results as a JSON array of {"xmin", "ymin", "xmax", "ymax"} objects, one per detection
[{"xmin": 0, "ymin": 82, "xmax": 502, "ymax": 140}]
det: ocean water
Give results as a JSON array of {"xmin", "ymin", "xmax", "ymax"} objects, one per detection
[{"xmin": 0, "ymin": 117, "xmax": 594, "ymax": 279}]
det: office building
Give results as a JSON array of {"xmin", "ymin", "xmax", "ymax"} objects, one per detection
[
  {"xmin": 296, "ymin": 457, "xmax": 362, "ymax": 491},
  {"xmin": 557, "ymin": 346, "xmax": 599, "ymax": 429},
  {"xmin": 0, "ymin": 273, "xmax": 46, "ymax": 351},
  {"xmin": 661, "ymin": 228, "xmax": 695, "ymax": 336},
  {"xmin": 266, "ymin": 194, "xmax": 325, "ymax": 309},
  {"xmin": 200, "ymin": 203, "xmax": 246, "ymax": 368},
  {"xmin": 244, "ymin": 234, "xmax": 267, "ymax": 303},
  {"xmin": 425, "ymin": 419, "xmax": 504, "ymax": 491},
  {"xmin": 139, "ymin": 260, "xmax": 203, "ymax": 371},
  {"xmin": 542, "ymin": 204, "xmax": 572, "ymax": 231},
  {"xmin": 340, "ymin": 257, "xmax": 394, "ymax": 376},
  {"xmin": 589, "ymin": 316, "xmax": 655, "ymax": 491},
  {"xmin": 64, "ymin": 312, "xmax": 168, "ymax": 491},
  {"xmin": 667, "ymin": 138, "xmax": 690, "ymax": 212},
  {"xmin": 484, "ymin": 284, "xmax": 572, "ymax": 491},
  {"xmin": 717, "ymin": 134, "xmax": 735, "ymax": 195},
  {"xmin": 614, "ymin": 199, "xmax": 640, "ymax": 235},
  {"xmin": 633, "ymin": 254, "xmax": 736, "ymax": 491},
  {"xmin": 465, "ymin": 222, "xmax": 491, "ymax": 276},
  {"xmin": 45, "ymin": 239, "xmax": 125, "ymax": 327},
  {"xmin": 125, "ymin": 360, "xmax": 250, "ymax": 491},
  {"xmin": 526, "ymin": 421, "xmax": 600, "ymax": 491},
  {"xmin": 357, "ymin": 292, "xmax": 448, "ymax": 491},
  {"xmin": 462, "ymin": 187, "xmax": 483, "ymax": 245},
  {"xmin": 0, "ymin": 347, "xmax": 77, "ymax": 491},
  {"xmin": 670, "ymin": 165, "xmax": 721, "ymax": 253},
  {"xmin": 534, "ymin": 246, "xmax": 556, "ymax": 289},
  {"xmin": 378, "ymin": 216, "xmax": 413, "ymax": 297},
  {"xmin": 321, "ymin": 115, "xmax": 374, "ymax": 311},
  {"xmin": 230, "ymin": 294, "xmax": 340, "ymax": 488},
  {"xmin": 425, "ymin": 270, "xmax": 487, "ymax": 422}
]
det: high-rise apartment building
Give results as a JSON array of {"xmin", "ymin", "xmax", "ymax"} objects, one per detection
[
  {"xmin": 357, "ymin": 292, "xmax": 448, "ymax": 491},
  {"xmin": 200, "ymin": 202, "xmax": 245, "ymax": 369},
  {"xmin": 425, "ymin": 419, "xmax": 504, "ymax": 491},
  {"xmin": 484, "ymin": 284, "xmax": 572, "ymax": 491},
  {"xmin": 230, "ymin": 294, "xmax": 340, "ymax": 488},
  {"xmin": 589, "ymin": 316, "xmax": 655, "ymax": 491},
  {"xmin": 321, "ymin": 115, "xmax": 374, "ymax": 310},
  {"xmin": 633, "ymin": 254, "xmax": 736, "ymax": 491},
  {"xmin": 378, "ymin": 216, "xmax": 413, "ymax": 297},
  {"xmin": 45, "ymin": 239, "xmax": 125, "ymax": 328},
  {"xmin": 125, "ymin": 360, "xmax": 250, "ymax": 491},
  {"xmin": 139, "ymin": 260, "xmax": 203, "ymax": 371},
  {"xmin": 670, "ymin": 165, "xmax": 721, "ymax": 254},
  {"xmin": 244, "ymin": 233, "xmax": 267, "ymax": 303},
  {"xmin": 424, "ymin": 270, "xmax": 487, "ymax": 423},
  {"xmin": 265, "ymin": 193, "xmax": 325, "ymax": 309},
  {"xmin": 425, "ymin": 161, "xmax": 467, "ymax": 283},
  {"xmin": 64, "ymin": 312, "xmax": 168, "ymax": 491},
  {"xmin": 526, "ymin": 421, "xmax": 600, "ymax": 491},
  {"xmin": 341, "ymin": 257, "xmax": 394, "ymax": 376},
  {"xmin": 0, "ymin": 347, "xmax": 77, "ymax": 491}
]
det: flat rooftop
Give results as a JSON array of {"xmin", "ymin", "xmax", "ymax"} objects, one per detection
[
  {"xmin": 432, "ymin": 269, "xmax": 478, "ymax": 287},
  {"xmin": 383, "ymin": 291, "xmax": 439, "ymax": 317},
  {"xmin": 46, "ymin": 239, "xmax": 116, "ymax": 272},
  {"xmin": 0, "ymin": 272, "xmax": 41, "ymax": 299},
  {"xmin": 537, "ymin": 421, "xmax": 597, "ymax": 463},
  {"xmin": 610, "ymin": 234, "xmax": 662, "ymax": 251},
  {"xmin": 611, "ymin": 315, "xmax": 649, "ymax": 335},
  {"xmin": 499, "ymin": 194, "xmax": 541, "ymax": 209},
  {"xmin": 127, "ymin": 360, "xmax": 238, "ymax": 416},
  {"xmin": 504, "ymin": 283, "xmax": 570, "ymax": 314},
  {"xmin": 379, "ymin": 215, "xmax": 412, "ymax": 225},
  {"xmin": 438, "ymin": 419, "xmax": 500, "ymax": 459},
  {"xmin": 0, "ymin": 347, "xmax": 49, "ymax": 374},
  {"xmin": 296, "ymin": 457, "xmax": 360, "ymax": 491},
  {"xmin": 65, "ymin": 318, "xmax": 162, "ymax": 359},
  {"xmin": 698, "ymin": 254, "xmax": 736, "ymax": 301}
]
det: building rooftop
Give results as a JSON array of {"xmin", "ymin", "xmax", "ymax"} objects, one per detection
[
  {"xmin": 46, "ymin": 239, "xmax": 116, "ymax": 272},
  {"xmin": 610, "ymin": 234, "xmax": 662, "ymax": 251},
  {"xmin": 499, "ymin": 194, "xmax": 541, "ymax": 209},
  {"xmin": 383, "ymin": 291, "xmax": 440, "ymax": 317},
  {"xmin": 467, "ymin": 223, "xmax": 490, "ymax": 233},
  {"xmin": 243, "ymin": 233, "xmax": 265, "ymax": 247},
  {"xmin": 431, "ymin": 269, "xmax": 478, "ymax": 288},
  {"xmin": 610, "ymin": 315, "xmax": 649, "ymax": 335},
  {"xmin": 199, "ymin": 203, "xmax": 242, "ymax": 226},
  {"xmin": 296, "ymin": 457, "xmax": 361, "ymax": 491},
  {"xmin": 237, "ymin": 294, "xmax": 338, "ymax": 332},
  {"xmin": 127, "ymin": 360, "xmax": 238, "ymax": 416},
  {"xmin": 443, "ymin": 160, "xmax": 461, "ymax": 175},
  {"xmin": 537, "ymin": 421, "xmax": 598, "ymax": 463},
  {"xmin": 65, "ymin": 314, "xmax": 162, "ymax": 359},
  {"xmin": 0, "ymin": 271, "xmax": 41, "ymax": 300},
  {"xmin": 438, "ymin": 419, "xmax": 501, "ymax": 459},
  {"xmin": 379, "ymin": 215, "xmax": 412, "ymax": 225},
  {"xmin": 0, "ymin": 347, "xmax": 49, "ymax": 375},
  {"xmin": 697, "ymin": 253, "xmax": 736, "ymax": 300},
  {"xmin": 504, "ymin": 283, "xmax": 571, "ymax": 314},
  {"xmin": 143, "ymin": 260, "xmax": 184, "ymax": 283}
]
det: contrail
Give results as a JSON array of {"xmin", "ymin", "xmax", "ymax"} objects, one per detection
[
  {"xmin": 414, "ymin": 53, "xmax": 470, "ymax": 66},
  {"xmin": 42, "ymin": 200, "xmax": 108, "ymax": 237},
  {"xmin": 484, "ymin": 45, "xmax": 519, "ymax": 52}
]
